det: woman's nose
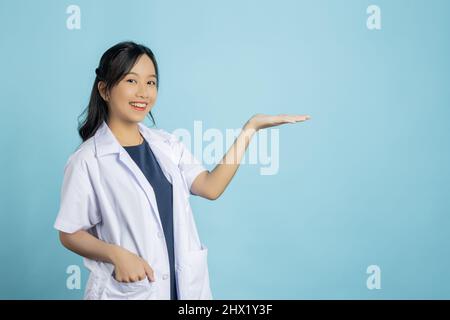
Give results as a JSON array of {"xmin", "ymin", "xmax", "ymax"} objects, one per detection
[{"xmin": 136, "ymin": 84, "xmax": 149, "ymax": 98}]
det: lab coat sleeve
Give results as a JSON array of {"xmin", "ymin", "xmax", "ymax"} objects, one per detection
[
  {"xmin": 173, "ymin": 137, "xmax": 208, "ymax": 195},
  {"xmin": 54, "ymin": 155, "xmax": 101, "ymax": 234}
]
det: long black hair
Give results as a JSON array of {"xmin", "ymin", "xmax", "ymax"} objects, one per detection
[{"xmin": 78, "ymin": 41, "xmax": 159, "ymax": 142}]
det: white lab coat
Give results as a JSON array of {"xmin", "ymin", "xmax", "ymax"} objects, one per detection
[{"xmin": 54, "ymin": 120, "xmax": 212, "ymax": 300}]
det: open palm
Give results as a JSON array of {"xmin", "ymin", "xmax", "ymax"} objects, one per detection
[{"xmin": 246, "ymin": 113, "xmax": 311, "ymax": 131}]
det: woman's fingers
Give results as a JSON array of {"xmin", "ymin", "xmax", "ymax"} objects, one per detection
[
  {"xmin": 248, "ymin": 113, "xmax": 311, "ymax": 130},
  {"xmin": 287, "ymin": 114, "xmax": 310, "ymax": 122},
  {"xmin": 114, "ymin": 269, "xmax": 153, "ymax": 283},
  {"xmin": 276, "ymin": 114, "xmax": 310, "ymax": 124},
  {"xmin": 144, "ymin": 262, "xmax": 155, "ymax": 282}
]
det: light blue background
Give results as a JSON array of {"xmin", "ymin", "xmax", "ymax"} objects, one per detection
[{"xmin": 0, "ymin": 0, "xmax": 449, "ymax": 299}]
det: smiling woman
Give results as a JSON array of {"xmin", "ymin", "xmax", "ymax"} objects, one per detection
[
  {"xmin": 100, "ymin": 55, "xmax": 158, "ymax": 129},
  {"xmin": 55, "ymin": 40, "xmax": 310, "ymax": 301},
  {"xmin": 78, "ymin": 42, "xmax": 159, "ymax": 145}
]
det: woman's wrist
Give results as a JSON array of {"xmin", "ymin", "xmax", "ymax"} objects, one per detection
[
  {"xmin": 107, "ymin": 243, "xmax": 121, "ymax": 265},
  {"xmin": 243, "ymin": 120, "xmax": 258, "ymax": 133}
]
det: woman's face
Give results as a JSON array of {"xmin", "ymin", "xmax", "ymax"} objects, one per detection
[{"xmin": 99, "ymin": 54, "xmax": 158, "ymax": 124}]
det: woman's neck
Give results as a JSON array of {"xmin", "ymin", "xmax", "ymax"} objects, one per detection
[{"xmin": 107, "ymin": 118, "xmax": 143, "ymax": 147}]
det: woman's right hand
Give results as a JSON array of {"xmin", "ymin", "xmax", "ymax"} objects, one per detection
[{"xmin": 109, "ymin": 245, "xmax": 155, "ymax": 283}]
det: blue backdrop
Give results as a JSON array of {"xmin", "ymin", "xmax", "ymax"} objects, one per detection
[{"xmin": 0, "ymin": 0, "xmax": 449, "ymax": 299}]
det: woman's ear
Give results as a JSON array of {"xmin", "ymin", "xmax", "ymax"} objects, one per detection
[{"xmin": 97, "ymin": 81, "xmax": 109, "ymax": 102}]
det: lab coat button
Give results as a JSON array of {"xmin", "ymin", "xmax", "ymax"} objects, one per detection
[
  {"xmin": 162, "ymin": 274, "xmax": 169, "ymax": 280},
  {"xmin": 157, "ymin": 232, "xmax": 164, "ymax": 239}
]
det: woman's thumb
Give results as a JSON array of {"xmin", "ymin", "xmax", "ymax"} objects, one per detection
[{"xmin": 144, "ymin": 263, "xmax": 155, "ymax": 282}]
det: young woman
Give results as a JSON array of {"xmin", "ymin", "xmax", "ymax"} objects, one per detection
[{"xmin": 54, "ymin": 41, "xmax": 310, "ymax": 300}]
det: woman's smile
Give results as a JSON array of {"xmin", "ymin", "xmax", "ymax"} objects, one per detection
[{"xmin": 129, "ymin": 101, "xmax": 148, "ymax": 111}]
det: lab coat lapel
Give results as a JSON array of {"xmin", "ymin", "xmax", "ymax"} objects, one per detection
[
  {"xmin": 139, "ymin": 125, "xmax": 190, "ymax": 256},
  {"xmin": 94, "ymin": 121, "xmax": 163, "ymax": 232},
  {"xmin": 144, "ymin": 137, "xmax": 189, "ymax": 225},
  {"xmin": 117, "ymin": 151, "xmax": 163, "ymax": 232}
]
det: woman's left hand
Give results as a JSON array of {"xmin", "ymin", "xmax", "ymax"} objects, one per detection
[{"xmin": 244, "ymin": 113, "xmax": 311, "ymax": 131}]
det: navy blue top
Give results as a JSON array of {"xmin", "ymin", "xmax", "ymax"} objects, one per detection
[{"xmin": 123, "ymin": 137, "xmax": 178, "ymax": 300}]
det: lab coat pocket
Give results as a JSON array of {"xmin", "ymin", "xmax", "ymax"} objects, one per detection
[
  {"xmin": 102, "ymin": 276, "xmax": 157, "ymax": 300},
  {"xmin": 177, "ymin": 244, "xmax": 212, "ymax": 299}
]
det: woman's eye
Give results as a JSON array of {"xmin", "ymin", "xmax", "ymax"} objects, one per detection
[{"xmin": 126, "ymin": 79, "xmax": 155, "ymax": 86}]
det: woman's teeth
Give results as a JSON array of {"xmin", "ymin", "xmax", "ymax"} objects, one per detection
[{"xmin": 130, "ymin": 102, "xmax": 147, "ymax": 110}]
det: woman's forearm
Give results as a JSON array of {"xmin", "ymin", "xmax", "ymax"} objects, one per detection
[
  {"xmin": 204, "ymin": 122, "xmax": 257, "ymax": 199},
  {"xmin": 59, "ymin": 230, "xmax": 118, "ymax": 264},
  {"xmin": 191, "ymin": 114, "xmax": 310, "ymax": 200}
]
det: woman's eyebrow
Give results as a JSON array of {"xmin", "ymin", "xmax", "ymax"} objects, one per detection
[{"xmin": 127, "ymin": 72, "xmax": 157, "ymax": 78}]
